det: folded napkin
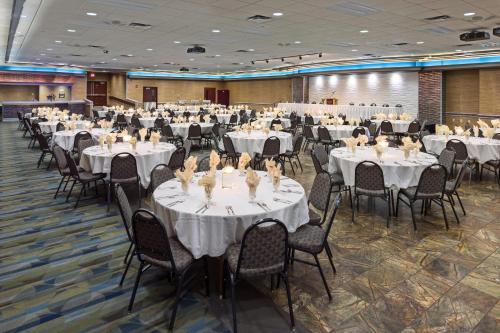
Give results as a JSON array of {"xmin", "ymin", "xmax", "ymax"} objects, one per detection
[
  {"xmin": 138, "ymin": 128, "xmax": 148, "ymax": 142},
  {"xmin": 150, "ymin": 131, "xmax": 161, "ymax": 145},
  {"xmin": 477, "ymin": 119, "xmax": 489, "ymax": 129},
  {"xmin": 491, "ymin": 119, "xmax": 500, "ymax": 129},
  {"xmin": 238, "ymin": 152, "xmax": 251, "ymax": 171},
  {"xmin": 454, "ymin": 126, "xmax": 464, "ymax": 136},
  {"xmin": 265, "ymin": 159, "xmax": 276, "ymax": 177},
  {"xmin": 357, "ymin": 134, "xmax": 369, "ymax": 146},
  {"xmin": 343, "ymin": 137, "xmax": 358, "ymax": 153},
  {"xmin": 198, "ymin": 171, "xmax": 216, "ymax": 202},
  {"xmin": 246, "ymin": 168, "xmax": 261, "ymax": 201},
  {"xmin": 484, "ymin": 127, "xmax": 495, "ymax": 139},
  {"xmin": 129, "ymin": 136, "xmax": 137, "ymax": 151},
  {"xmin": 209, "ymin": 150, "xmax": 221, "ymax": 171}
]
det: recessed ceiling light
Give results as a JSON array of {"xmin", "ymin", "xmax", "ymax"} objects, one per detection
[
  {"xmin": 173, "ymin": 41, "xmax": 181, "ymax": 44},
  {"xmin": 212, "ymin": 29, "xmax": 220, "ymax": 33},
  {"xmin": 86, "ymin": 12, "xmax": 97, "ymax": 16},
  {"xmin": 416, "ymin": 41, "xmax": 424, "ymax": 44},
  {"xmin": 360, "ymin": 30, "xmax": 369, "ymax": 33},
  {"xmin": 146, "ymin": 48, "xmax": 153, "ymax": 51},
  {"xmin": 36, "ymin": 58, "xmax": 40, "ymax": 61},
  {"xmin": 112, "ymin": 58, "xmax": 117, "ymax": 61},
  {"xmin": 248, "ymin": 48, "xmax": 255, "ymax": 51},
  {"xmin": 46, "ymin": 48, "xmax": 53, "ymax": 51},
  {"xmin": 351, "ymin": 49, "xmax": 358, "ymax": 52},
  {"xmin": 189, "ymin": 58, "xmax": 195, "ymax": 61},
  {"xmin": 40, "ymin": 53, "xmax": 46, "ymax": 56},
  {"xmin": 67, "ymin": 29, "xmax": 76, "ymax": 32},
  {"xmin": 153, "ymin": 64, "xmax": 158, "ymax": 67},
  {"xmin": 239, "ymin": 62, "xmax": 244, "ymax": 65},
  {"xmin": 455, "ymin": 49, "xmax": 463, "ymax": 52},
  {"xmin": 464, "ymin": 12, "xmax": 475, "ymax": 16},
  {"xmin": 99, "ymin": 61, "xmax": 106, "ymax": 64},
  {"xmin": 215, "ymin": 54, "xmax": 221, "ymax": 57},
  {"xmin": 273, "ymin": 12, "xmax": 283, "ymax": 16},
  {"xmin": 54, "ymin": 40, "xmax": 62, "ymax": 43},
  {"xmin": 127, "ymin": 54, "xmax": 133, "ymax": 57},
  {"xmin": 294, "ymin": 41, "xmax": 301, "ymax": 44}
]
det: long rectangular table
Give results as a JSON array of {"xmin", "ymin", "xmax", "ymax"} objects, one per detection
[
  {"xmin": 1, "ymin": 100, "xmax": 88, "ymax": 120},
  {"xmin": 277, "ymin": 103, "xmax": 404, "ymax": 119}
]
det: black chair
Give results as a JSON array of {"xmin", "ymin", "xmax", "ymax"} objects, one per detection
[
  {"xmin": 161, "ymin": 124, "xmax": 183, "ymax": 146},
  {"xmin": 115, "ymin": 183, "xmax": 135, "ymax": 286},
  {"xmin": 131, "ymin": 116, "xmax": 143, "ymax": 129},
  {"xmin": 304, "ymin": 115, "xmax": 314, "ymax": 126},
  {"xmin": 480, "ymin": 133, "xmax": 500, "ymax": 185},
  {"xmin": 227, "ymin": 114, "xmax": 238, "ymax": 128},
  {"xmin": 77, "ymin": 138, "xmax": 94, "ymax": 163},
  {"xmin": 53, "ymin": 145, "xmax": 72, "ymax": 198},
  {"xmin": 302, "ymin": 125, "xmax": 318, "ymax": 151},
  {"xmin": 352, "ymin": 161, "xmax": 392, "ymax": 227},
  {"xmin": 222, "ymin": 135, "xmax": 241, "ymax": 167},
  {"xmin": 405, "ymin": 120, "xmax": 421, "ymax": 138},
  {"xmin": 129, "ymin": 209, "xmax": 208, "ymax": 330},
  {"xmin": 438, "ymin": 147, "xmax": 456, "ymax": 179},
  {"xmin": 317, "ymin": 126, "xmax": 336, "ymax": 151},
  {"xmin": 187, "ymin": 123, "xmax": 202, "ymax": 147},
  {"xmin": 64, "ymin": 151, "xmax": 106, "ymax": 208},
  {"xmin": 35, "ymin": 133, "xmax": 54, "ymax": 169},
  {"xmin": 153, "ymin": 117, "xmax": 165, "ymax": 131},
  {"xmin": 254, "ymin": 136, "xmax": 281, "ymax": 170},
  {"xmin": 150, "ymin": 164, "xmax": 175, "ymax": 193},
  {"xmin": 289, "ymin": 194, "xmax": 342, "ymax": 300},
  {"xmin": 446, "ymin": 139, "xmax": 469, "ymax": 178},
  {"xmin": 379, "ymin": 120, "xmax": 395, "ymax": 137},
  {"xmin": 443, "ymin": 158, "xmax": 470, "ymax": 223},
  {"xmin": 116, "ymin": 114, "xmax": 128, "ymax": 128},
  {"xmin": 307, "ymin": 172, "xmax": 333, "ymax": 226},
  {"xmin": 225, "ymin": 218, "xmax": 294, "ymax": 333},
  {"xmin": 108, "ymin": 153, "xmax": 141, "ymax": 211},
  {"xmin": 396, "ymin": 164, "xmax": 449, "ymax": 230},
  {"xmin": 73, "ymin": 131, "xmax": 92, "ymax": 155},
  {"xmin": 270, "ymin": 118, "xmax": 282, "ymax": 128},
  {"xmin": 351, "ymin": 127, "xmax": 366, "ymax": 138},
  {"xmin": 280, "ymin": 133, "xmax": 304, "ymax": 174},
  {"xmin": 168, "ymin": 147, "xmax": 186, "ymax": 171}
]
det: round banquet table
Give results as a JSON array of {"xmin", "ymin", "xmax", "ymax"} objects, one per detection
[
  {"xmin": 38, "ymin": 121, "xmax": 90, "ymax": 133},
  {"xmin": 138, "ymin": 117, "xmax": 157, "ymax": 128},
  {"xmin": 169, "ymin": 122, "xmax": 213, "ymax": 139},
  {"xmin": 225, "ymin": 130, "xmax": 293, "ymax": 157},
  {"xmin": 301, "ymin": 115, "xmax": 328, "ymax": 124},
  {"xmin": 422, "ymin": 135, "xmax": 500, "ymax": 164},
  {"xmin": 79, "ymin": 142, "xmax": 176, "ymax": 187},
  {"xmin": 152, "ymin": 170, "xmax": 309, "ymax": 258},
  {"xmin": 328, "ymin": 147, "xmax": 437, "ymax": 189},
  {"xmin": 213, "ymin": 114, "xmax": 238, "ymax": 124},
  {"xmin": 96, "ymin": 110, "xmax": 108, "ymax": 118},
  {"xmin": 257, "ymin": 117, "xmax": 291, "ymax": 129},
  {"xmin": 52, "ymin": 128, "xmax": 112, "ymax": 150},
  {"xmin": 373, "ymin": 120, "xmax": 412, "ymax": 133},
  {"xmin": 312, "ymin": 125, "xmax": 370, "ymax": 140}
]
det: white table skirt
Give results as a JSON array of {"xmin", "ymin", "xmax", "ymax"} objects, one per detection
[
  {"xmin": 226, "ymin": 130, "xmax": 293, "ymax": 157},
  {"xmin": 52, "ymin": 129, "xmax": 112, "ymax": 150},
  {"xmin": 328, "ymin": 147, "xmax": 437, "ymax": 189},
  {"xmin": 277, "ymin": 103, "xmax": 403, "ymax": 119},
  {"xmin": 79, "ymin": 142, "xmax": 176, "ymax": 187},
  {"xmin": 169, "ymin": 123, "xmax": 213, "ymax": 139},
  {"xmin": 422, "ymin": 135, "xmax": 500, "ymax": 164},
  {"xmin": 312, "ymin": 125, "xmax": 370, "ymax": 140},
  {"xmin": 152, "ymin": 171, "xmax": 309, "ymax": 258},
  {"xmin": 39, "ymin": 121, "xmax": 90, "ymax": 133},
  {"xmin": 373, "ymin": 120, "xmax": 412, "ymax": 133},
  {"xmin": 96, "ymin": 110, "xmax": 108, "ymax": 118},
  {"xmin": 256, "ymin": 118, "xmax": 291, "ymax": 129}
]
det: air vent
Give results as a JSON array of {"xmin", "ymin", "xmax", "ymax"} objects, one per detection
[
  {"xmin": 392, "ymin": 42, "xmax": 408, "ymax": 46},
  {"xmin": 129, "ymin": 22, "xmax": 152, "ymax": 27},
  {"xmin": 328, "ymin": 2, "xmax": 380, "ymax": 16},
  {"xmin": 120, "ymin": 54, "xmax": 134, "ymax": 57},
  {"xmin": 70, "ymin": 54, "xmax": 82, "ymax": 57},
  {"xmin": 235, "ymin": 49, "xmax": 249, "ymax": 52},
  {"xmin": 423, "ymin": 26, "xmax": 455, "ymax": 34},
  {"xmin": 363, "ymin": 53, "xmax": 375, "ymax": 57},
  {"xmin": 231, "ymin": 62, "xmax": 240, "ymax": 65},
  {"xmin": 278, "ymin": 42, "xmax": 291, "ymax": 47},
  {"xmin": 247, "ymin": 15, "xmax": 271, "ymax": 23},
  {"xmin": 425, "ymin": 15, "xmax": 451, "ymax": 21},
  {"xmin": 88, "ymin": 45, "xmax": 104, "ymax": 48},
  {"xmin": 455, "ymin": 43, "xmax": 473, "ymax": 47}
]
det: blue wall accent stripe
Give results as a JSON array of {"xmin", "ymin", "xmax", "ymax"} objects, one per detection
[{"xmin": 0, "ymin": 65, "xmax": 86, "ymax": 75}]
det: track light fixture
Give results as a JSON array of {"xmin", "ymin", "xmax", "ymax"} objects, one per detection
[
  {"xmin": 266, "ymin": 59, "xmax": 269, "ymax": 63},
  {"xmin": 299, "ymin": 55, "xmax": 302, "ymax": 60},
  {"xmin": 252, "ymin": 52, "xmax": 321, "ymax": 64},
  {"xmin": 319, "ymin": 53, "xmax": 322, "ymax": 58},
  {"xmin": 251, "ymin": 60, "xmax": 255, "ymax": 64},
  {"xmin": 281, "ymin": 58, "xmax": 284, "ymax": 62}
]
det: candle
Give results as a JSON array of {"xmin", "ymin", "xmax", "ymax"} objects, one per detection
[{"xmin": 222, "ymin": 166, "xmax": 235, "ymax": 189}]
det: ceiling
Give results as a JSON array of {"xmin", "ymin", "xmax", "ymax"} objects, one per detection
[{"xmin": 6, "ymin": 0, "xmax": 500, "ymax": 74}]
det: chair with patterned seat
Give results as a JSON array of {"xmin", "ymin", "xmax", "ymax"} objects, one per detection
[
  {"xmin": 53, "ymin": 144, "xmax": 71, "ymax": 198},
  {"xmin": 280, "ymin": 133, "xmax": 304, "ymax": 174},
  {"xmin": 161, "ymin": 124, "xmax": 183, "ymax": 146},
  {"xmin": 168, "ymin": 147, "xmax": 186, "ymax": 171},
  {"xmin": 446, "ymin": 139, "xmax": 469, "ymax": 178},
  {"xmin": 115, "ymin": 183, "xmax": 136, "ymax": 286},
  {"xmin": 107, "ymin": 153, "xmax": 141, "ymax": 211},
  {"xmin": 438, "ymin": 147, "xmax": 456, "ymax": 179},
  {"xmin": 254, "ymin": 136, "xmax": 281, "ymax": 170},
  {"xmin": 480, "ymin": 133, "xmax": 500, "ymax": 185},
  {"xmin": 224, "ymin": 218, "xmax": 294, "ymax": 333},
  {"xmin": 443, "ymin": 158, "xmax": 471, "ymax": 223},
  {"xmin": 35, "ymin": 132, "xmax": 54, "ymax": 169},
  {"xmin": 353, "ymin": 161, "xmax": 392, "ymax": 227},
  {"xmin": 379, "ymin": 120, "xmax": 395, "ymax": 138},
  {"xmin": 72, "ymin": 131, "xmax": 92, "ymax": 155},
  {"xmin": 128, "ymin": 209, "xmax": 209, "ymax": 330},
  {"xmin": 304, "ymin": 115, "xmax": 314, "ymax": 126},
  {"xmin": 317, "ymin": 126, "xmax": 336, "ymax": 151},
  {"xmin": 187, "ymin": 123, "xmax": 202, "ymax": 147},
  {"xmin": 288, "ymin": 194, "xmax": 342, "ymax": 300},
  {"xmin": 302, "ymin": 125, "xmax": 318, "ymax": 151},
  {"xmin": 150, "ymin": 164, "xmax": 175, "ymax": 192},
  {"xmin": 396, "ymin": 164, "xmax": 449, "ymax": 230},
  {"xmin": 222, "ymin": 134, "xmax": 241, "ymax": 167},
  {"xmin": 77, "ymin": 138, "xmax": 94, "ymax": 163},
  {"xmin": 307, "ymin": 172, "xmax": 333, "ymax": 226}
]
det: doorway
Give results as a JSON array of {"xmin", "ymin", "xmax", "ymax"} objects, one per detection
[
  {"xmin": 204, "ymin": 87, "xmax": 216, "ymax": 103},
  {"xmin": 143, "ymin": 86, "xmax": 158, "ymax": 110},
  {"xmin": 217, "ymin": 89, "xmax": 229, "ymax": 106},
  {"xmin": 87, "ymin": 81, "xmax": 107, "ymax": 106}
]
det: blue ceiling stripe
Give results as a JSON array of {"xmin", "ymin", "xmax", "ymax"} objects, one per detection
[{"xmin": 0, "ymin": 65, "xmax": 86, "ymax": 75}]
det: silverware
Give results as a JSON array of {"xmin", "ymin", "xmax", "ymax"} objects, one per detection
[
  {"xmin": 166, "ymin": 200, "xmax": 184, "ymax": 207},
  {"xmin": 273, "ymin": 197, "xmax": 292, "ymax": 204},
  {"xmin": 195, "ymin": 204, "xmax": 207, "ymax": 213},
  {"xmin": 200, "ymin": 204, "xmax": 209, "ymax": 214},
  {"xmin": 261, "ymin": 202, "xmax": 272, "ymax": 211},
  {"xmin": 225, "ymin": 206, "xmax": 234, "ymax": 216},
  {"xmin": 280, "ymin": 189, "xmax": 301, "ymax": 194},
  {"xmin": 255, "ymin": 202, "xmax": 268, "ymax": 212},
  {"xmin": 229, "ymin": 206, "xmax": 235, "ymax": 215}
]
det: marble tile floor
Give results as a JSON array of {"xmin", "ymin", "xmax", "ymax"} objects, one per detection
[{"xmin": 1, "ymin": 121, "xmax": 499, "ymax": 332}]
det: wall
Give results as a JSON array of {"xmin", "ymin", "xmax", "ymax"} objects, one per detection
[
  {"xmin": 0, "ymin": 85, "xmax": 39, "ymax": 101},
  {"xmin": 38, "ymin": 85, "xmax": 71, "ymax": 101},
  {"xmin": 479, "ymin": 69, "xmax": 500, "ymax": 116},
  {"xmin": 109, "ymin": 73, "xmax": 126, "ymax": 99},
  {"xmin": 418, "ymin": 71, "xmax": 442, "ymax": 124},
  {"xmin": 71, "ymin": 76, "xmax": 87, "ymax": 100},
  {"xmin": 308, "ymin": 71, "xmax": 419, "ymax": 117},
  {"xmin": 224, "ymin": 78, "xmax": 292, "ymax": 105}
]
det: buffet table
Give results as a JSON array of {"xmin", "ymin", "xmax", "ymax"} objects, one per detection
[
  {"xmin": 1, "ymin": 100, "xmax": 88, "ymax": 120},
  {"xmin": 277, "ymin": 103, "xmax": 403, "ymax": 119}
]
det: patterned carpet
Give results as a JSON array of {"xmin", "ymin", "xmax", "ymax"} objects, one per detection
[{"xmin": 1, "ymin": 120, "xmax": 499, "ymax": 333}]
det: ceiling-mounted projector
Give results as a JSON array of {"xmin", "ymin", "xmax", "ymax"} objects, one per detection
[
  {"xmin": 493, "ymin": 27, "xmax": 500, "ymax": 37},
  {"xmin": 179, "ymin": 67, "xmax": 189, "ymax": 72},
  {"xmin": 459, "ymin": 31, "xmax": 490, "ymax": 42},
  {"xmin": 187, "ymin": 45, "xmax": 205, "ymax": 54}
]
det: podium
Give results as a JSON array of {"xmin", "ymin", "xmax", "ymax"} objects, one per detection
[{"xmin": 321, "ymin": 98, "xmax": 338, "ymax": 105}]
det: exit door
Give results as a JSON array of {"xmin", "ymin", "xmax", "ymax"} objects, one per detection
[
  {"xmin": 143, "ymin": 86, "xmax": 158, "ymax": 110},
  {"xmin": 204, "ymin": 87, "xmax": 216, "ymax": 103},
  {"xmin": 217, "ymin": 89, "xmax": 229, "ymax": 106}
]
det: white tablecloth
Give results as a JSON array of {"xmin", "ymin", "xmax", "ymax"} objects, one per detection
[
  {"xmin": 39, "ymin": 121, "xmax": 90, "ymax": 133},
  {"xmin": 152, "ymin": 170, "xmax": 309, "ymax": 258},
  {"xmin": 169, "ymin": 123, "xmax": 213, "ymax": 139},
  {"xmin": 97, "ymin": 110, "xmax": 108, "ymax": 118},
  {"xmin": 277, "ymin": 103, "xmax": 403, "ymax": 119},
  {"xmin": 422, "ymin": 135, "xmax": 500, "ymax": 164},
  {"xmin": 52, "ymin": 128, "xmax": 112, "ymax": 150},
  {"xmin": 256, "ymin": 117, "xmax": 291, "ymax": 129},
  {"xmin": 79, "ymin": 142, "xmax": 176, "ymax": 187},
  {"xmin": 328, "ymin": 147, "xmax": 437, "ymax": 189},
  {"xmin": 373, "ymin": 120, "xmax": 412, "ymax": 133},
  {"xmin": 301, "ymin": 115, "xmax": 328, "ymax": 124},
  {"xmin": 312, "ymin": 125, "xmax": 370, "ymax": 140},
  {"xmin": 226, "ymin": 130, "xmax": 293, "ymax": 157}
]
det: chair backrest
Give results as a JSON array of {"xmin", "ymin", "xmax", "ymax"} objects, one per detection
[
  {"xmin": 407, "ymin": 120, "xmax": 420, "ymax": 133},
  {"xmin": 493, "ymin": 133, "xmax": 500, "ymax": 140},
  {"xmin": 317, "ymin": 126, "xmax": 332, "ymax": 142},
  {"xmin": 309, "ymin": 172, "xmax": 333, "ymax": 213},
  {"xmin": 132, "ymin": 209, "xmax": 180, "ymax": 272},
  {"xmin": 303, "ymin": 125, "xmax": 315, "ymax": 140},
  {"xmin": 223, "ymin": 134, "xmax": 237, "ymax": 157},
  {"xmin": 197, "ymin": 156, "xmax": 211, "ymax": 172},
  {"xmin": 351, "ymin": 126, "xmax": 366, "ymax": 138},
  {"xmin": 234, "ymin": 218, "xmax": 288, "ymax": 278},
  {"xmin": 211, "ymin": 122, "xmax": 220, "ymax": 138},
  {"xmin": 438, "ymin": 147, "xmax": 456, "ymax": 176},
  {"xmin": 56, "ymin": 122, "xmax": 65, "ymax": 132},
  {"xmin": 414, "ymin": 164, "xmax": 447, "ymax": 199},
  {"xmin": 210, "ymin": 114, "xmax": 218, "ymax": 123},
  {"xmin": 64, "ymin": 151, "xmax": 80, "ymax": 178},
  {"xmin": 183, "ymin": 139, "xmax": 191, "ymax": 157},
  {"xmin": 36, "ymin": 132, "xmax": 50, "ymax": 150},
  {"xmin": 321, "ymin": 194, "xmax": 342, "ymax": 245},
  {"xmin": 446, "ymin": 139, "xmax": 468, "ymax": 161},
  {"xmin": 229, "ymin": 114, "xmax": 238, "ymax": 124},
  {"xmin": 448, "ymin": 158, "xmax": 470, "ymax": 192},
  {"xmin": 161, "ymin": 124, "xmax": 174, "ymax": 138},
  {"xmin": 131, "ymin": 116, "xmax": 142, "ymax": 128},
  {"xmin": 115, "ymin": 183, "xmax": 134, "ymax": 242},
  {"xmin": 154, "ymin": 117, "xmax": 164, "ymax": 129},
  {"xmin": 183, "ymin": 111, "xmax": 191, "ymax": 118},
  {"xmin": 380, "ymin": 120, "xmax": 393, "ymax": 134},
  {"xmin": 53, "ymin": 144, "xmax": 67, "ymax": 173},
  {"xmin": 271, "ymin": 118, "xmax": 282, "ymax": 126},
  {"xmin": 150, "ymin": 164, "xmax": 174, "ymax": 192},
  {"xmin": 304, "ymin": 115, "xmax": 314, "ymax": 125},
  {"xmin": 355, "ymin": 161, "xmax": 386, "ymax": 194},
  {"xmin": 312, "ymin": 145, "xmax": 329, "ymax": 166},
  {"xmin": 116, "ymin": 114, "xmax": 127, "ymax": 123},
  {"xmin": 77, "ymin": 138, "xmax": 94, "ymax": 160},
  {"xmin": 168, "ymin": 147, "xmax": 186, "ymax": 170},
  {"xmin": 110, "ymin": 153, "xmax": 139, "ymax": 183},
  {"xmin": 292, "ymin": 134, "xmax": 304, "ymax": 154},
  {"xmin": 262, "ymin": 136, "xmax": 280, "ymax": 158},
  {"xmin": 74, "ymin": 131, "xmax": 92, "ymax": 151},
  {"xmin": 188, "ymin": 123, "xmax": 202, "ymax": 138}
]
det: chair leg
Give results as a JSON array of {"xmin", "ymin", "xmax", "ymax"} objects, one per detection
[
  {"xmin": 229, "ymin": 274, "xmax": 238, "ymax": 333},
  {"xmin": 128, "ymin": 262, "xmax": 144, "ymax": 312},
  {"xmin": 447, "ymin": 194, "xmax": 460, "ymax": 224},
  {"xmin": 66, "ymin": 179, "xmax": 76, "ymax": 202},
  {"xmin": 63, "ymin": 177, "xmax": 70, "ymax": 192},
  {"xmin": 409, "ymin": 202, "xmax": 417, "ymax": 230},
  {"xmin": 54, "ymin": 176, "xmax": 66, "ymax": 199},
  {"xmin": 325, "ymin": 243, "xmax": 337, "ymax": 274},
  {"xmin": 120, "ymin": 248, "xmax": 134, "ymax": 286},
  {"xmin": 74, "ymin": 184, "xmax": 85, "ymax": 208},
  {"xmin": 107, "ymin": 182, "xmax": 112, "ymax": 212},
  {"xmin": 204, "ymin": 256, "xmax": 210, "ymax": 297},
  {"xmin": 281, "ymin": 272, "xmax": 295, "ymax": 329},
  {"xmin": 386, "ymin": 196, "xmax": 391, "ymax": 228},
  {"xmin": 351, "ymin": 194, "xmax": 356, "ymax": 223},
  {"xmin": 440, "ymin": 199, "xmax": 449, "ymax": 230},
  {"xmin": 314, "ymin": 254, "xmax": 331, "ymax": 301},
  {"xmin": 169, "ymin": 273, "xmax": 185, "ymax": 331},
  {"xmin": 46, "ymin": 154, "xmax": 54, "ymax": 170},
  {"xmin": 124, "ymin": 242, "xmax": 133, "ymax": 264},
  {"xmin": 455, "ymin": 192, "xmax": 466, "ymax": 215}
]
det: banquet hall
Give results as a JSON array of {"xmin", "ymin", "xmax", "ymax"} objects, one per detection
[{"xmin": 1, "ymin": 0, "xmax": 500, "ymax": 332}]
